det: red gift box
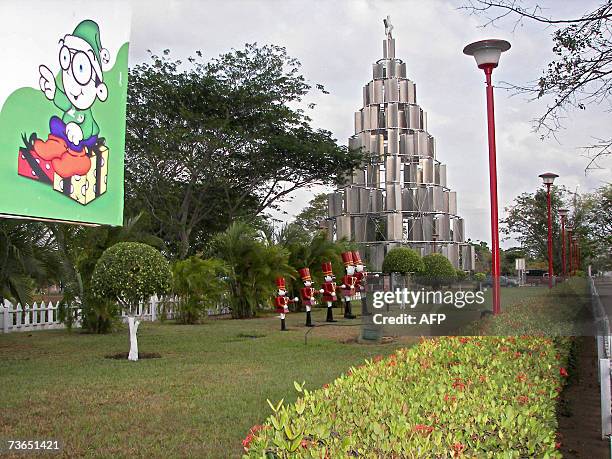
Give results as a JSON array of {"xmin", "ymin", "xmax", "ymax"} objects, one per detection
[{"xmin": 18, "ymin": 147, "xmax": 54, "ymax": 184}]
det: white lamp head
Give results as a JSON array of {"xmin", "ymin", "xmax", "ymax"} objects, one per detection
[
  {"xmin": 463, "ymin": 39, "xmax": 511, "ymax": 69},
  {"xmin": 558, "ymin": 208, "xmax": 569, "ymax": 218},
  {"xmin": 539, "ymin": 172, "xmax": 559, "ymax": 186}
]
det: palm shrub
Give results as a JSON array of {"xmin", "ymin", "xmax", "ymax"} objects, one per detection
[
  {"xmin": 419, "ymin": 253, "xmax": 456, "ymax": 289},
  {"xmin": 211, "ymin": 222, "xmax": 294, "ymax": 318},
  {"xmin": 381, "ymin": 247, "xmax": 424, "ymax": 275},
  {"xmin": 276, "ymin": 225, "xmax": 350, "ymax": 308},
  {"xmin": 92, "ymin": 242, "xmax": 171, "ymax": 361},
  {"xmin": 172, "ymin": 256, "xmax": 229, "ymax": 324},
  {"xmin": 0, "ymin": 221, "xmax": 58, "ymax": 306}
]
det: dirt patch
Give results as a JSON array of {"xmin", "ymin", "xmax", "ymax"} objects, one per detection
[
  {"xmin": 557, "ymin": 336, "xmax": 610, "ymax": 457},
  {"xmin": 104, "ymin": 352, "xmax": 162, "ymax": 360}
]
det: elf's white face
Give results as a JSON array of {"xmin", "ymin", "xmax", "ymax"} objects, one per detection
[
  {"xmin": 324, "ymin": 275, "xmax": 333, "ymax": 282},
  {"xmin": 356, "ymin": 264, "xmax": 364, "ymax": 273},
  {"xmin": 278, "ymin": 289, "xmax": 286, "ymax": 296},
  {"xmin": 59, "ymin": 46, "xmax": 107, "ymax": 110},
  {"xmin": 304, "ymin": 281, "xmax": 312, "ymax": 287},
  {"xmin": 347, "ymin": 266, "xmax": 355, "ymax": 275}
]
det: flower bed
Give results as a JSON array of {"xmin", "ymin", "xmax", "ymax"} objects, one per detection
[{"xmin": 243, "ymin": 335, "xmax": 570, "ymax": 458}]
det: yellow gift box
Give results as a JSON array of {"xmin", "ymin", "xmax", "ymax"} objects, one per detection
[{"xmin": 53, "ymin": 146, "xmax": 109, "ymax": 205}]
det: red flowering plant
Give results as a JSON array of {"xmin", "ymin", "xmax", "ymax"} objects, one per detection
[
  {"xmin": 240, "ymin": 281, "xmax": 593, "ymax": 458},
  {"xmin": 242, "ymin": 335, "xmax": 570, "ymax": 458}
]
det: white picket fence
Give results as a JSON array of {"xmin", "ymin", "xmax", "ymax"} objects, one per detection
[{"xmin": 1, "ymin": 295, "xmax": 231, "ymax": 334}]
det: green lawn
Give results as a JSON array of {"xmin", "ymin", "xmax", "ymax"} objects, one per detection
[
  {"xmin": 0, "ymin": 309, "xmax": 404, "ymax": 458},
  {"xmin": 0, "ymin": 286, "xmax": 551, "ymax": 458}
]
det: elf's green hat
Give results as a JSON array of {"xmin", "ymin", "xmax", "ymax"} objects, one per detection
[{"xmin": 63, "ymin": 20, "xmax": 110, "ymax": 80}]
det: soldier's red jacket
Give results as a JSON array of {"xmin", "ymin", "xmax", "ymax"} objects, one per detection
[
  {"xmin": 341, "ymin": 274, "xmax": 356, "ymax": 297},
  {"xmin": 322, "ymin": 281, "xmax": 337, "ymax": 302},
  {"xmin": 354, "ymin": 271, "xmax": 366, "ymax": 292},
  {"xmin": 300, "ymin": 286, "xmax": 317, "ymax": 306},
  {"xmin": 275, "ymin": 295, "xmax": 290, "ymax": 313}
]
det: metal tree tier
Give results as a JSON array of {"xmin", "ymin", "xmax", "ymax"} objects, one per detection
[{"xmin": 325, "ymin": 28, "xmax": 475, "ymax": 272}]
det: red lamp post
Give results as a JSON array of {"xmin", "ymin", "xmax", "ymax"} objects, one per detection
[
  {"xmin": 558, "ymin": 208, "xmax": 569, "ymax": 278},
  {"xmin": 464, "ymin": 38, "xmax": 511, "ymax": 315},
  {"xmin": 566, "ymin": 225, "xmax": 574, "ymax": 276},
  {"xmin": 539, "ymin": 172, "xmax": 558, "ymax": 289},
  {"xmin": 574, "ymin": 236, "xmax": 580, "ymax": 271}
]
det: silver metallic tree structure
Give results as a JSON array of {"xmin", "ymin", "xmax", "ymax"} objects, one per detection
[{"xmin": 326, "ymin": 18, "xmax": 475, "ymax": 272}]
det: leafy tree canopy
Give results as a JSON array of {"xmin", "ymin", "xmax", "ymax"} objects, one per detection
[
  {"xmin": 126, "ymin": 45, "xmax": 362, "ymax": 258},
  {"xmin": 381, "ymin": 247, "xmax": 424, "ymax": 275},
  {"xmin": 93, "ymin": 242, "xmax": 171, "ymax": 314}
]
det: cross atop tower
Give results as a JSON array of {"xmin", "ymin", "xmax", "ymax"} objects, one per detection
[{"xmin": 383, "ymin": 15, "xmax": 393, "ymax": 40}]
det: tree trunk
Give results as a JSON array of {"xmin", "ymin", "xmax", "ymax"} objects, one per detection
[{"xmin": 127, "ymin": 316, "xmax": 140, "ymax": 361}]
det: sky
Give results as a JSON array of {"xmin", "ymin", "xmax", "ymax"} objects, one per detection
[{"xmin": 129, "ymin": 0, "xmax": 610, "ymax": 247}]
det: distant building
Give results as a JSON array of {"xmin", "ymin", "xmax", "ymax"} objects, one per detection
[{"xmin": 325, "ymin": 19, "xmax": 475, "ymax": 272}]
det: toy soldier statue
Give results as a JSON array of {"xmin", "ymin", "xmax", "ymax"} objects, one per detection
[
  {"xmin": 340, "ymin": 252, "xmax": 357, "ymax": 319},
  {"xmin": 352, "ymin": 250, "xmax": 369, "ymax": 316},
  {"xmin": 274, "ymin": 277, "xmax": 292, "ymax": 331},
  {"xmin": 321, "ymin": 261, "xmax": 338, "ymax": 322},
  {"xmin": 299, "ymin": 267, "xmax": 317, "ymax": 327}
]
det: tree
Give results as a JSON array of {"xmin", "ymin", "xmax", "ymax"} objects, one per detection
[
  {"xmin": 293, "ymin": 194, "xmax": 329, "ymax": 235},
  {"xmin": 474, "ymin": 272, "xmax": 487, "ymax": 291},
  {"xmin": 501, "ymin": 186, "xmax": 569, "ymax": 271},
  {"xmin": 0, "ymin": 221, "xmax": 57, "ymax": 306},
  {"xmin": 172, "ymin": 256, "xmax": 229, "ymax": 324},
  {"xmin": 381, "ymin": 247, "xmax": 424, "ymax": 275},
  {"xmin": 579, "ymin": 184, "xmax": 612, "ymax": 271},
  {"xmin": 419, "ymin": 254, "xmax": 457, "ymax": 289},
  {"xmin": 501, "ymin": 247, "xmax": 526, "ymax": 276},
  {"xmin": 92, "ymin": 242, "xmax": 171, "ymax": 361},
  {"xmin": 210, "ymin": 222, "xmax": 294, "ymax": 318},
  {"xmin": 461, "ymin": 0, "xmax": 612, "ymax": 169},
  {"xmin": 469, "ymin": 240, "xmax": 492, "ymax": 274},
  {"xmin": 126, "ymin": 45, "xmax": 362, "ymax": 258},
  {"xmin": 51, "ymin": 213, "xmax": 163, "ymax": 333}
]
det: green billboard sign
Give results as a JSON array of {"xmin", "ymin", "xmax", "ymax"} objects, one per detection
[{"xmin": 0, "ymin": 3, "xmax": 130, "ymax": 225}]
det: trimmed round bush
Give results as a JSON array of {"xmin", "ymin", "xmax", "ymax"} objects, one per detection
[
  {"xmin": 455, "ymin": 268, "xmax": 467, "ymax": 282},
  {"xmin": 381, "ymin": 247, "xmax": 424, "ymax": 274},
  {"xmin": 474, "ymin": 272, "xmax": 486, "ymax": 282},
  {"xmin": 420, "ymin": 253, "xmax": 456, "ymax": 288},
  {"xmin": 93, "ymin": 242, "xmax": 172, "ymax": 313}
]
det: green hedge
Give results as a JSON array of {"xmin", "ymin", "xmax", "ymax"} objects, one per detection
[{"xmin": 243, "ymin": 335, "xmax": 569, "ymax": 457}]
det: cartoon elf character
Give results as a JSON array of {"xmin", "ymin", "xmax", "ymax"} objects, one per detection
[
  {"xmin": 274, "ymin": 277, "xmax": 296, "ymax": 331},
  {"xmin": 321, "ymin": 261, "xmax": 338, "ymax": 323},
  {"xmin": 35, "ymin": 20, "xmax": 110, "ymax": 177},
  {"xmin": 298, "ymin": 268, "xmax": 319, "ymax": 327},
  {"xmin": 340, "ymin": 252, "xmax": 357, "ymax": 319}
]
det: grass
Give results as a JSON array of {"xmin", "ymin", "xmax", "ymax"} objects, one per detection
[
  {"xmin": 0, "ymin": 308, "xmax": 404, "ymax": 458},
  {"xmin": 0, "ymin": 286, "xmax": 552, "ymax": 458}
]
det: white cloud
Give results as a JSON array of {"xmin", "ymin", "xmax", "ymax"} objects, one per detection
[{"xmin": 130, "ymin": 0, "xmax": 611, "ymax": 246}]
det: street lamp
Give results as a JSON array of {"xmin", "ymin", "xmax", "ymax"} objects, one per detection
[
  {"xmin": 539, "ymin": 172, "xmax": 558, "ymax": 288},
  {"xmin": 566, "ymin": 224, "xmax": 574, "ymax": 276},
  {"xmin": 574, "ymin": 235, "xmax": 581, "ymax": 273},
  {"xmin": 464, "ymin": 38, "xmax": 511, "ymax": 315},
  {"xmin": 558, "ymin": 208, "xmax": 569, "ymax": 278}
]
